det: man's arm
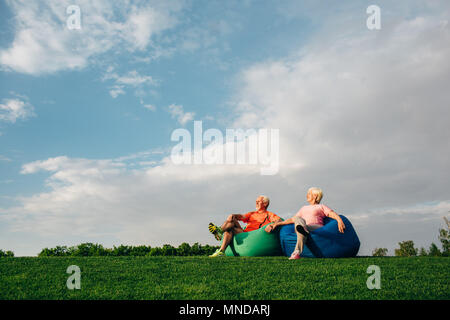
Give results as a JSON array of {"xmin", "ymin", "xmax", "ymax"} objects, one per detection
[
  {"xmin": 265, "ymin": 217, "xmax": 295, "ymax": 232},
  {"xmin": 269, "ymin": 212, "xmax": 283, "ymax": 224}
]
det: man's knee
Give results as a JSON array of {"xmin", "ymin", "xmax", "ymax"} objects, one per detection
[{"xmin": 222, "ymin": 221, "xmax": 234, "ymax": 231}]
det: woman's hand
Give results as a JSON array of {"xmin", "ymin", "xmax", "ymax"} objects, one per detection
[{"xmin": 337, "ymin": 219, "xmax": 346, "ymax": 233}]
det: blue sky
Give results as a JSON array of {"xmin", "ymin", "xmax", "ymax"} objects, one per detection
[
  {"xmin": 1, "ymin": 0, "xmax": 449, "ymax": 256},
  {"xmin": 0, "ymin": 0, "xmax": 314, "ymax": 194}
]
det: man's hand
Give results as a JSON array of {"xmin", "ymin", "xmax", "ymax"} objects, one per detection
[
  {"xmin": 265, "ymin": 224, "xmax": 276, "ymax": 233},
  {"xmin": 337, "ymin": 219, "xmax": 346, "ymax": 233}
]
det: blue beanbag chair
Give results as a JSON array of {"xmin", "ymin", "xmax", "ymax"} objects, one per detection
[{"xmin": 279, "ymin": 215, "xmax": 360, "ymax": 258}]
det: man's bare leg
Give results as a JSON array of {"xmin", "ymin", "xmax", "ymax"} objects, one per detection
[{"xmin": 219, "ymin": 216, "xmax": 244, "ymax": 252}]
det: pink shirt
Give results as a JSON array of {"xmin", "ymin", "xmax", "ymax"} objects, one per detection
[{"xmin": 295, "ymin": 204, "xmax": 334, "ymax": 226}]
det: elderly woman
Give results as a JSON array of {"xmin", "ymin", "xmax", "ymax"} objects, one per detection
[
  {"xmin": 208, "ymin": 195, "xmax": 282, "ymax": 257},
  {"xmin": 265, "ymin": 187, "xmax": 345, "ymax": 260}
]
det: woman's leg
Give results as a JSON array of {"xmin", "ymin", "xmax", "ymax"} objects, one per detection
[
  {"xmin": 293, "ymin": 217, "xmax": 308, "ymax": 254},
  {"xmin": 293, "ymin": 217, "xmax": 322, "ymax": 254}
]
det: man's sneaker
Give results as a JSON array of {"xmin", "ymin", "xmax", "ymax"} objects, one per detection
[
  {"xmin": 295, "ymin": 224, "xmax": 310, "ymax": 237},
  {"xmin": 289, "ymin": 250, "xmax": 301, "ymax": 260},
  {"xmin": 209, "ymin": 249, "xmax": 225, "ymax": 258},
  {"xmin": 208, "ymin": 223, "xmax": 223, "ymax": 241}
]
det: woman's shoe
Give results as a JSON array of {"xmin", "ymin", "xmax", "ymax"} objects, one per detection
[{"xmin": 289, "ymin": 250, "xmax": 301, "ymax": 260}]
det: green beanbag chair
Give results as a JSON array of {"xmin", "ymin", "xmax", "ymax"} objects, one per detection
[{"xmin": 225, "ymin": 223, "xmax": 284, "ymax": 257}]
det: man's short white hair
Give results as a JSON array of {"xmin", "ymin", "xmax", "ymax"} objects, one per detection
[
  {"xmin": 260, "ymin": 195, "xmax": 270, "ymax": 208},
  {"xmin": 308, "ymin": 187, "xmax": 323, "ymax": 203}
]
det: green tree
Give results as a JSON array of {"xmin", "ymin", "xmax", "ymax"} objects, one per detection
[
  {"xmin": 0, "ymin": 249, "xmax": 14, "ymax": 257},
  {"xmin": 438, "ymin": 217, "xmax": 449, "ymax": 256},
  {"xmin": 190, "ymin": 242, "xmax": 202, "ymax": 255},
  {"xmin": 428, "ymin": 243, "xmax": 441, "ymax": 257},
  {"xmin": 177, "ymin": 242, "xmax": 192, "ymax": 256},
  {"xmin": 394, "ymin": 240, "xmax": 417, "ymax": 257},
  {"xmin": 130, "ymin": 245, "xmax": 152, "ymax": 256},
  {"xmin": 418, "ymin": 247, "xmax": 428, "ymax": 256},
  {"xmin": 111, "ymin": 244, "xmax": 132, "ymax": 256},
  {"xmin": 372, "ymin": 248, "xmax": 388, "ymax": 257},
  {"xmin": 148, "ymin": 247, "xmax": 163, "ymax": 256},
  {"xmin": 72, "ymin": 243, "xmax": 108, "ymax": 256},
  {"xmin": 38, "ymin": 246, "xmax": 71, "ymax": 257},
  {"xmin": 161, "ymin": 244, "xmax": 177, "ymax": 256}
]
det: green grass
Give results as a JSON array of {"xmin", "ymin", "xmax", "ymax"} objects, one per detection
[{"xmin": 0, "ymin": 256, "xmax": 448, "ymax": 299}]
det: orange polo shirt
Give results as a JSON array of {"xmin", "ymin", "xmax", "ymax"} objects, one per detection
[{"xmin": 240, "ymin": 210, "xmax": 281, "ymax": 232}]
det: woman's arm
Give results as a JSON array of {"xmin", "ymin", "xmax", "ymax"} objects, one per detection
[
  {"xmin": 327, "ymin": 210, "xmax": 346, "ymax": 233},
  {"xmin": 274, "ymin": 217, "xmax": 294, "ymax": 227}
]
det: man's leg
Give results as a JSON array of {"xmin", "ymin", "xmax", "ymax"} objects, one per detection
[
  {"xmin": 219, "ymin": 217, "xmax": 244, "ymax": 252},
  {"xmin": 210, "ymin": 216, "xmax": 245, "ymax": 257}
]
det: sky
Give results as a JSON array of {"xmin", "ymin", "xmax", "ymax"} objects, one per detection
[{"xmin": 0, "ymin": 0, "xmax": 449, "ymax": 256}]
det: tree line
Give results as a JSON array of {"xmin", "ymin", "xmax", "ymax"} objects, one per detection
[
  {"xmin": 1, "ymin": 243, "xmax": 220, "ymax": 258},
  {"xmin": 37, "ymin": 242, "xmax": 220, "ymax": 257}
]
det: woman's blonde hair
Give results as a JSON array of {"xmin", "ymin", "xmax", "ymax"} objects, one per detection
[{"xmin": 308, "ymin": 187, "xmax": 323, "ymax": 204}]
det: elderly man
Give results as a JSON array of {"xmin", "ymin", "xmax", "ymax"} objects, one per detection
[{"xmin": 208, "ymin": 195, "xmax": 282, "ymax": 257}]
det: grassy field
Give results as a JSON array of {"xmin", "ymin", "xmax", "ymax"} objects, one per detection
[{"xmin": 0, "ymin": 256, "xmax": 448, "ymax": 300}]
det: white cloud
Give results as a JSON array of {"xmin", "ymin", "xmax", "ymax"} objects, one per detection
[
  {"xmin": 143, "ymin": 104, "xmax": 157, "ymax": 112},
  {"xmin": 0, "ymin": 98, "xmax": 35, "ymax": 123},
  {"xmin": 0, "ymin": 0, "xmax": 184, "ymax": 75},
  {"xmin": 109, "ymin": 85, "xmax": 126, "ymax": 99},
  {"xmin": 0, "ymin": 153, "xmax": 265, "ymax": 255},
  {"xmin": 230, "ymin": 15, "xmax": 450, "ymax": 210},
  {"xmin": 109, "ymin": 70, "xmax": 158, "ymax": 87},
  {"xmin": 2, "ymin": 4, "xmax": 450, "ymax": 257},
  {"xmin": 103, "ymin": 68, "xmax": 158, "ymax": 98},
  {"xmin": 167, "ymin": 104, "xmax": 195, "ymax": 125}
]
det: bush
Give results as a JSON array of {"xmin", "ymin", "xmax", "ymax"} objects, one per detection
[
  {"xmin": 372, "ymin": 248, "xmax": 388, "ymax": 257},
  {"xmin": 177, "ymin": 243, "xmax": 192, "ymax": 256},
  {"xmin": 161, "ymin": 244, "xmax": 177, "ymax": 256},
  {"xmin": 37, "ymin": 242, "xmax": 219, "ymax": 257},
  {"xmin": 38, "ymin": 246, "xmax": 72, "ymax": 257},
  {"xmin": 130, "ymin": 245, "xmax": 152, "ymax": 256},
  {"xmin": 72, "ymin": 243, "xmax": 109, "ymax": 257},
  {"xmin": 110, "ymin": 245, "xmax": 133, "ymax": 256},
  {"xmin": 395, "ymin": 240, "xmax": 418, "ymax": 257},
  {"xmin": 372, "ymin": 248, "xmax": 387, "ymax": 256},
  {"xmin": 0, "ymin": 249, "xmax": 14, "ymax": 257},
  {"xmin": 148, "ymin": 247, "xmax": 163, "ymax": 256}
]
